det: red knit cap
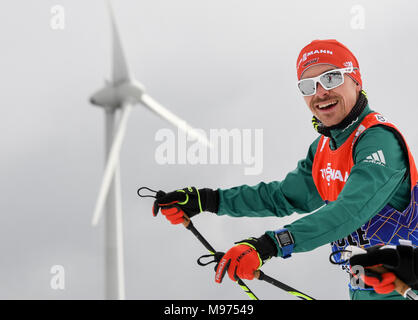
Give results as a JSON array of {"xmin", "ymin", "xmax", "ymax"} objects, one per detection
[{"xmin": 296, "ymin": 39, "xmax": 362, "ymax": 87}]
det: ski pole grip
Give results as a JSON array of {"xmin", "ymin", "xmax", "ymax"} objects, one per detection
[
  {"xmin": 369, "ymin": 265, "xmax": 411, "ymax": 298},
  {"xmin": 182, "ymin": 213, "xmax": 191, "ymax": 228},
  {"xmin": 254, "ymin": 270, "xmax": 264, "ymax": 280}
]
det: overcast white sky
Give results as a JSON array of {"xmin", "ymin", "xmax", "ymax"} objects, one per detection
[{"xmin": 1, "ymin": 0, "xmax": 418, "ymax": 299}]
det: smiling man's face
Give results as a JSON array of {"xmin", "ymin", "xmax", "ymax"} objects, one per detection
[{"xmin": 301, "ymin": 64, "xmax": 361, "ymax": 127}]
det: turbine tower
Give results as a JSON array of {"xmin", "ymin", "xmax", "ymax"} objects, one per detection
[{"xmin": 89, "ymin": 1, "xmax": 211, "ymax": 299}]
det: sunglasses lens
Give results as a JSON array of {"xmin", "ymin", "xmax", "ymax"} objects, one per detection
[
  {"xmin": 298, "ymin": 79, "xmax": 316, "ymax": 96},
  {"xmin": 298, "ymin": 69, "xmax": 349, "ymax": 96},
  {"xmin": 320, "ymin": 71, "xmax": 343, "ymax": 89}
]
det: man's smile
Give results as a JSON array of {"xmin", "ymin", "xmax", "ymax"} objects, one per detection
[{"xmin": 313, "ymin": 99, "xmax": 340, "ymax": 115}]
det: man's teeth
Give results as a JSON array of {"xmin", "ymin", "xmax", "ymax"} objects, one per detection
[{"xmin": 317, "ymin": 100, "xmax": 337, "ymax": 109}]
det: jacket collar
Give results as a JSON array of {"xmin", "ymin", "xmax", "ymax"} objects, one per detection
[{"xmin": 313, "ymin": 90, "xmax": 371, "ymax": 150}]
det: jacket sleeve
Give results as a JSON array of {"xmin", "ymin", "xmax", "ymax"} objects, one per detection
[
  {"xmin": 217, "ymin": 137, "xmax": 324, "ymax": 218},
  {"xmin": 268, "ymin": 126, "xmax": 409, "ymax": 257}
]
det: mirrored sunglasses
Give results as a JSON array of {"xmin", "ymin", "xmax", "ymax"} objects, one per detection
[{"xmin": 297, "ymin": 66, "xmax": 354, "ymax": 96}]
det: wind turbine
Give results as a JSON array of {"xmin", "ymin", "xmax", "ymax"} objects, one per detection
[{"xmin": 89, "ymin": 1, "xmax": 211, "ymax": 300}]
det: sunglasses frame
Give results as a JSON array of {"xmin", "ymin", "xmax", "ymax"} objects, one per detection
[{"xmin": 297, "ymin": 66, "xmax": 354, "ymax": 96}]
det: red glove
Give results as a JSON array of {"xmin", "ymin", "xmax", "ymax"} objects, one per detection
[
  {"xmin": 159, "ymin": 206, "xmax": 185, "ymax": 225},
  {"xmin": 152, "ymin": 187, "xmax": 203, "ymax": 225},
  {"xmin": 215, "ymin": 244, "xmax": 262, "ymax": 283},
  {"xmin": 361, "ymin": 272, "xmax": 397, "ymax": 294},
  {"xmin": 215, "ymin": 236, "xmax": 278, "ymax": 283}
]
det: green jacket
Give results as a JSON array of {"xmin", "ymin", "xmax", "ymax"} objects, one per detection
[{"xmin": 217, "ymin": 104, "xmax": 410, "ymax": 257}]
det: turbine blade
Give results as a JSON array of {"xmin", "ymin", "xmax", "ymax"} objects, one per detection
[
  {"xmin": 107, "ymin": 0, "xmax": 131, "ymax": 83},
  {"xmin": 140, "ymin": 93, "xmax": 212, "ymax": 148},
  {"xmin": 92, "ymin": 102, "xmax": 133, "ymax": 226}
]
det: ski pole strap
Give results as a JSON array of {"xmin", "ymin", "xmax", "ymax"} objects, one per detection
[
  {"xmin": 137, "ymin": 186, "xmax": 159, "ymax": 198},
  {"xmin": 137, "ymin": 186, "xmax": 167, "ymax": 200},
  {"xmin": 197, "ymin": 252, "xmax": 224, "ymax": 266}
]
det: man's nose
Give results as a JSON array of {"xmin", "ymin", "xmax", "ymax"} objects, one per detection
[{"xmin": 315, "ymin": 82, "xmax": 330, "ymax": 98}]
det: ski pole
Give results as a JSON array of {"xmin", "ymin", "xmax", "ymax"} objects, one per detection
[
  {"xmin": 184, "ymin": 216, "xmax": 316, "ymax": 300},
  {"xmin": 137, "ymin": 187, "xmax": 259, "ymax": 300},
  {"xmin": 138, "ymin": 187, "xmax": 315, "ymax": 300},
  {"xmin": 182, "ymin": 215, "xmax": 259, "ymax": 300}
]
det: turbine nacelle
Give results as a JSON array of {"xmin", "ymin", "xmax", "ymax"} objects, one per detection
[{"xmin": 90, "ymin": 80, "xmax": 146, "ymax": 109}]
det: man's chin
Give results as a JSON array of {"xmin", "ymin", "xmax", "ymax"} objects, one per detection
[{"xmin": 316, "ymin": 116, "xmax": 341, "ymax": 127}]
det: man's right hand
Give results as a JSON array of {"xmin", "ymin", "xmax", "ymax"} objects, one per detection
[{"xmin": 153, "ymin": 187, "xmax": 219, "ymax": 225}]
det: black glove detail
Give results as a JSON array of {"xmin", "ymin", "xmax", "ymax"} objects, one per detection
[
  {"xmin": 153, "ymin": 187, "xmax": 219, "ymax": 218},
  {"xmin": 235, "ymin": 234, "xmax": 278, "ymax": 264}
]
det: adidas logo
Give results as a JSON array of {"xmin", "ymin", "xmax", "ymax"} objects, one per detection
[{"xmin": 364, "ymin": 150, "xmax": 386, "ymax": 165}]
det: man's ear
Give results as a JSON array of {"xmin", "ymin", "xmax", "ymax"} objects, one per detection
[{"xmin": 353, "ymin": 82, "xmax": 362, "ymax": 101}]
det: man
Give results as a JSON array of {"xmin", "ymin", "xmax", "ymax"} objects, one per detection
[{"xmin": 153, "ymin": 39, "xmax": 418, "ymax": 300}]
